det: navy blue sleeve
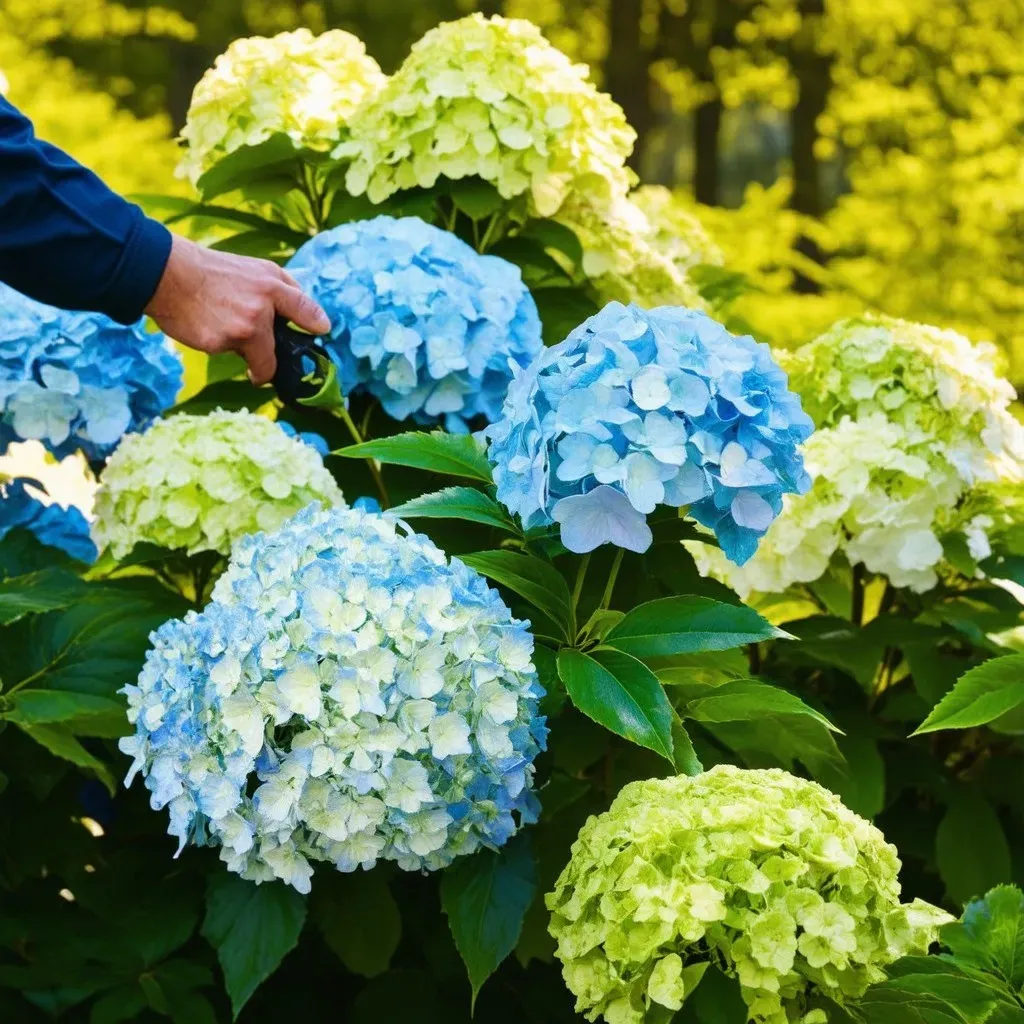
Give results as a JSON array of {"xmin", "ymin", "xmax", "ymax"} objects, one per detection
[{"xmin": 0, "ymin": 97, "xmax": 173, "ymax": 325}]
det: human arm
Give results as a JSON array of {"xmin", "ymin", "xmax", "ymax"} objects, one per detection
[{"xmin": 0, "ymin": 97, "xmax": 328, "ymax": 384}]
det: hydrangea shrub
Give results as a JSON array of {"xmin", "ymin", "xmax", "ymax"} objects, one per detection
[
  {"xmin": 486, "ymin": 301, "xmax": 813, "ymax": 563},
  {"xmin": 91, "ymin": 409, "xmax": 344, "ymax": 558},
  {"xmin": 629, "ymin": 185, "xmax": 725, "ymax": 272},
  {"xmin": 178, "ymin": 28, "xmax": 385, "ymax": 185},
  {"xmin": 287, "ymin": 216, "xmax": 543, "ymax": 429},
  {"xmin": 335, "ymin": 14, "xmax": 635, "ymax": 216},
  {"xmin": 0, "ymin": 282, "xmax": 182, "ymax": 460},
  {"xmin": 0, "ymin": 476, "xmax": 96, "ymax": 563},
  {"xmin": 556, "ymin": 195, "xmax": 706, "ymax": 311},
  {"xmin": 120, "ymin": 504, "xmax": 546, "ymax": 892},
  {"xmin": 547, "ymin": 765, "xmax": 952, "ymax": 1024},
  {"xmin": 694, "ymin": 315, "xmax": 1024, "ymax": 593}
]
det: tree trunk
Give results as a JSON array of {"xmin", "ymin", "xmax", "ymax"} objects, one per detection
[
  {"xmin": 788, "ymin": 0, "xmax": 832, "ymax": 291},
  {"xmin": 603, "ymin": 0, "xmax": 653, "ymax": 172},
  {"xmin": 693, "ymin": 99, "xmax": 723, "ymax": 205}
]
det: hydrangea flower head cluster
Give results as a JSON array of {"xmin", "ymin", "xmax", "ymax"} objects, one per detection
[
  {"xmin": 696, "ymin": 316, "xmax": 1024, "ymax": 594},
  {"xmin": 630, "ymin": 185, "xmax": 725, "ymax": 272},
  {"xmin": 547, "ymin": 765, "xmax": 952, "ymax": 1024},
  {"xmin": 287, "ymin": 216, "xmax": 543, "ymax": 429},
  {"xmin": 120, "ymin": 504, "xmax": 546, "ymax": 892},
  {"xmin": 789, "ymin": 314, "xmax": 1023, "ymax": 484},
  {"xmin": 0, "ymin": 282, "xmax": 182, "ymax": 460},
  {"xmin": 556, "ymin": 195, "xmax": 705, "ymax": 311},
  {"xmin": 688, "ymin": 414, "xmax": 974, "ymax": 595},
  {"xmin": 486, "ymin": 302, "xmax": 813, "ymax": 564},
  {"xmin": 178, "ymin": 28, "xmax": 385, "ymax": 185},
  {"xmin": 336, "ymin": 14, "xmax": 635, "ymax": 216},
  {"xmin": 91, "ymin": 410, "xmax": 344, "ymax": 558},
  {"xmin": 0, "ymin": 476, "xmax": 96, "ymax": 563}
]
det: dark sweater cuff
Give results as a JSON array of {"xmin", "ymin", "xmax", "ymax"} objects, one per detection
[{"xmin": 99, "ymin": 210, "xmax": 173, "ymax": 325}]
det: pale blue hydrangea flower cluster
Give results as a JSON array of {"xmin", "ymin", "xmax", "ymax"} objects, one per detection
[
  {"xmin": 486, "ymin": 302, "xmax": 814, "ymax": 564},
  {"xmin": 0, "ymin": 282, "xmax": 183, "ymax": 459},
  {"xmin": 0, "ymin": 477, "xmax": 96, "ymax": 563},
  {"xmin": 287, "ymin": 216, "xmax": 543, "ymax": 431},
  {"xmin": 120, "ymin": 504, "xmax": 546, "ymax": 892}
]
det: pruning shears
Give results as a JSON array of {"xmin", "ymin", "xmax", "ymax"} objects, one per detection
[{"xmin": 271, "ymin": 316, "xmax": 344, "ymax": 414}]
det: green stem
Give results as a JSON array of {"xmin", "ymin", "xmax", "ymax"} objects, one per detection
[
  {"xmin": 477, "ymin": 211, "xmax": 503, "ymax": 253},
  {"xmin": 336, "ymin": 404, "xmax": 390, "ymax": 509},
  {"xmin": 850, "ymin": 562, "xmax": 866, "ymax": 627},
  {"xmin": 599, "ymin": 549, "xmax": 625, "ymax": 611},
  {"xmin": 570, "ymin": 553, "xmax": 591, "ymax": 636}
]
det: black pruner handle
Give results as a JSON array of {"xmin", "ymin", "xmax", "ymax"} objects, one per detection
[{"xmin": 271, "ymin": 316, "xmax": 334, "ymax": 409}]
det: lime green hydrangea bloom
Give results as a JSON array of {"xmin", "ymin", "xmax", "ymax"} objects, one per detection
[
  {"xmin": 630, "ymin": 185, "xmax": 725, "ymax": 272},
  {"xmin": 692, "ymin": 315, "xmax": 1024, "ymax": 595},
  {"xmin": 336, "ymin": 14, "xmax": 635, "ymax": 216},
  {"xmin": 178, "ymin": 28, "xmax": 385, "ymax": 185},
  {"xmin": 788, "ymin": 315, "xmax": 1022, "ymax": 476},
  {"xmin": 92, "ymin": 410, "xmax": 345, "ymax": 558},
  {"xmin": 547, "ymin": 766, "xmax": 951, "ymax": 1024},
  {"xmin": 557, "ymin": 194, "xmax": 705, "ymax": 310}
]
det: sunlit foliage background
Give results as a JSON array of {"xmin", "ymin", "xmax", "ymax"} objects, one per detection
[{"xmin": 2, "ymin": 0, "xmax": 1022, "ymax": 383}]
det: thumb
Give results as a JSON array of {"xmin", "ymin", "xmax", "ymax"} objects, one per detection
[{"xmin": 273, "ymin": 283, "xmax": 331, "ymax": 335}]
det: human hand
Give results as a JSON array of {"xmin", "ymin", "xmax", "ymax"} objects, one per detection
[{"xmin": 144, "ymin": 234, "xmax": 330, "ymax": 385}]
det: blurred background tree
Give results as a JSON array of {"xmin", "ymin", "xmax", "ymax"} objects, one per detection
[{"xmin": 2, "ymin": 0, "xmax": 1022, "ymax": 379}]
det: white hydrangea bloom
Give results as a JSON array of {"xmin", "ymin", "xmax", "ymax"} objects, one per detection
[
  {"xmin": 120, "ymin": 505, "xmax": 546, "ymax": 892},
  {"xmin": 92, "ymin": 409, "xmax": 344, "ymax": 558},
  {"xmin": 555, "ymin": 193, "xmax": 706, "ymax": 310},
  {"xmin": 178, "ymin": 28, "xmax": 385, "ymax": 185},
  {"xmin": 690, "ymin": 315, "xmax": 1024, "ymax": 596}
]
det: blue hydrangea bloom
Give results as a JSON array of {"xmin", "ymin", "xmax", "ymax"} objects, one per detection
[
  {"xmin": 287, "ymin": 216, "xmax": 543, "ymax": 431},
  {"xmin": 486, "ymin": 302, "xmax": 814, "ymax": 565},
  {"xmin": 120, "ymin": 503, "xmax": 546, "ymax": 892},
  {"xmin": 0, "ymin": 282, "xmax": 183, "ymax": 460},
  {"xmin": 0, "ymin": 477, "xmax": 97, "ymax": 563}
]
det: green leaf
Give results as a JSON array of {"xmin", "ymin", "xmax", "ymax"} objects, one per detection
[
  {"xmin": 937, "ymin": 792, "xmax": 1012, "ymax": 905},
  {"xmin": 172, "ymin": 380, "xmax": 273, "ymax": 416},
  {"xmin": 335, "ymin": 431, "xmax": 493, "ymax": 482},
  {"xmin": 311, "ymin": 871, "xmax": 400, "ymax": 979},
  {"xmin": 209, "ymin": 230, "xmax": 294, "ymax": 260},
  {"xmin": 0, "ymin": 567, "xmax": 87, "ymax": 625},
  {"xmin": 3, "ymin": 690, "xmax": 126, "ymax": 737},
  {"xmin": 851, "ymin": 961, "xmax": 1004, "ymax": 1024},
  {"xmin": 389, "ymin": 488, "xmax": 519, "ymax": 534},
  {"xmin": 914, "ymin": 656, "xmax": 1024, "ymax": 735},
  {"xmin": 441, "ymin": 834, "xmax": 536, "ymax": 1009},
  {"xmin": 824, "ymin": 728, "xmax": 886, "ymax": 820},
  {"xmin": 488, "ymin": 237, "xmax": 572, "ymax": 288},
  {"xmin": 0, "ymin": 582, "xmax": 185, "ymax": 698},
  {"xmin": 677, "ymin": 965, "xmax": 748, "ymax": 1023},
  {"xmin": 201, "ymin": 874, "xmax": 306, "ymax": 1019},
  {"xmin": 195, "ymin": 133, "xmax": 302, "ymax": 201},
  {"xmin": 459, "ymin": 550, "xmax": 573, "ymax": 640},
  {"xmin": 532, "ymin": 287, "xmax": 600, "ymax": 345},
  {"xmin": 680, "ymin": 679, "xmax": 839, "ymax": 733},
  {"xmin": 605, "ymin": 596, "xmax": 785, "ymax": 658},
  {"xmin": 205, "ymin": 351, "xmax": 248, "ymax": 385},
  {"xmin": 450, "ymin": 179, "xmax": 503, "ymax": 220},
  {"xmin": 557, "ymin": 648, "xmax": 674, "ymax": 762},
  {"xmin": 672, "ymin": 720, "xmax": 704, "ymax": 776},
  {"xmin": 517, "ymin": 219, "xmax": 584, "ymax": 267},
  {"xmin": 14, "ymin": 723, "xmax": 114, "ymax": 793},
  {"xmin": 944, "ymin": 885, "xmax": 1024, "ymax": 989},
  {"xmin": 164, "ymin": 203, "xmax": 308, "ymax": 246}
]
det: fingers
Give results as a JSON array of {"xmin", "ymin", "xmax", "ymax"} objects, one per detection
[
  {"xmin": 241, "ymin": 310, "xmax": 277, "ymax": 387},
  {"xmin": 273, "ymin": 281, "xmax": 331, "ymax": 335}
]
